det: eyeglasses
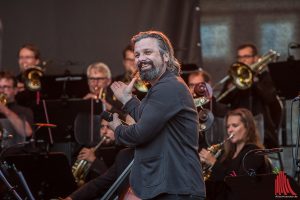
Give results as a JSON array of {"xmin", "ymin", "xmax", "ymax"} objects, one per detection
[
  {"xmin": 100, "ymin": 125, "xmax": 110, "ymax": 129},
  {"xmin": 19, "ymin": 56, "xmax": 35, "ymax": 60},
  {"xmin": 88, "ymin": 77, "xmax": 108, "ymax": 81},
  {"xmin": 237, "ymin": 55, "xmax": 255, "ymax": 59},
  {"xmin": 0, "ymin": 85, "xmax": 13, "ymax": 90},
  {"xmin": 188, "ymin": 83, "xmax": 197, "ymax": 88}
]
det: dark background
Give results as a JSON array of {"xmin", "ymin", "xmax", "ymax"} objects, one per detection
[{"xmin": 0, "ymin": 0, "xmax": 201, "ymax": 77}]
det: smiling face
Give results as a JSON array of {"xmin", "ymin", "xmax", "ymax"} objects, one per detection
[
  {"xmin": 226, "ymin": 115, "xmax": 248, "ymax": 145},
  {"xmin": 18, "ymin": 48, "xmax": 40, "ymax": 72},
  {"xmin": 134, "ymin": 38, "xmax": 168, "ymax": 84}
]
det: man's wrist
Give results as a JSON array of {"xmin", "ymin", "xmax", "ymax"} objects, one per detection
[{"xmin": 121, "ymin": 95, "xmax": 133, "ymax": 105}]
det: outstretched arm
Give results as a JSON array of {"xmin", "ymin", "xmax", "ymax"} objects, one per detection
[{"xmin": 0, "ymin": 104, "xmax": 32, "ymax": 137}]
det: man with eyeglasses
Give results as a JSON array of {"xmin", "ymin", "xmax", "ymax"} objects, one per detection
[
  {"xmin": 236, "ymin": 44, "xmax": 259, "ymax": 65},
  {"xmin": 0, "ymin": 71, "xmax": 33, "ymax": 149},
  {"xmin": 74, "ymin": 62, "xmax": 126, "ymax": 180},
  {"xmin": 219, "ymin": 43, "xmax": 282, "ymax": 149},
  {"xmin": 83, "ymin": 62, "xmax": 124, "ymax": 117}
]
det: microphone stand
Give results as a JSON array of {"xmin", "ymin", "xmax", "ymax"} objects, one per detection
[
  {"xmin": 12, "ymin": 165, "xmax": 35, "ymax": 200},
  {"xmin": 293, "ymin": 100, "xmax": 300, "ymax": 183},
  {"xmin": 27, "ymin": 125, "xmax": 45, "ymax": 154},
  {"xmin": 242, "ymin": 148, "xmax": 283, "ymax": 176},
  {"xmin": 0, "ymin": 169, "xmax": 23, "ymax": 200},
  {"xmin": 100, "ymin": 159, "xmax": 134, "ymax": 200}
]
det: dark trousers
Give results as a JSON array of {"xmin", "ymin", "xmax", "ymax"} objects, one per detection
[{"xmin": 145, "ymin": 194, "xmax": 205, "ymax": 200}]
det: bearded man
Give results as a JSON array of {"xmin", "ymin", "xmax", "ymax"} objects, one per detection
[{"xmin": 109, "ymin": 31, "xmax": 205, "ymax": 200}]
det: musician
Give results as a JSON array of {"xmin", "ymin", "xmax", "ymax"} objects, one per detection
[
  {"xmin": 114, "ymin": 45, "xmax": 148, "ymax": 100},
  {"xmin": 114, "ymin": 45, "xmax": 136, "ymax": 84},
  {"xmin": 0, "ymin": 72, "xmax": 33, "ymax": 148},
  {"xmin": 15, "ymin": 43, "xmax": 42, "ymax": 108},
  {"xmin": 199, "ymin": 108, "xmax": 271, "ymax": 200},
  {"xmin": 63, "ymin": 147, "xmax": 134, "ymax": 200},
  {"xmin": 219, "ymin": 44, "xmax": 282, "ymax": 148},
  {"xmin": 83, "ymin": 62, "xmax": 125, "ymax": 119},
  {"xmin": 109, "ymin": 31, "xmax": 205, "ymax": 199},
  {"xmin": 187, "ymin": 70, "xmax": 228, "ymax": 149},
  {"xmin": 18, "ymin": 43, "xmax": 41, "ymax": 74},
  {"xmin": 72, "ymin": 119, "xmax": 117, "ymax": 183},
  {"xmin": 188, "ymin": 70, "xmax": 227, "ymax": 117}
]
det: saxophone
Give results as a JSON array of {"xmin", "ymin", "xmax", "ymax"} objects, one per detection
[
  {"xmin": 72, "ymin": 136, "xmax": 108, "ymax": 186},
  {"xmin": 203, "ymin": 133, "xmax": 234, "ymax": 181}
]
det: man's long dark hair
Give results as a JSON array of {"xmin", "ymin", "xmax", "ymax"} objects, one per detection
[{"xmin": 131, "ymin": 31, "xmax": 181, "ymax": 76}]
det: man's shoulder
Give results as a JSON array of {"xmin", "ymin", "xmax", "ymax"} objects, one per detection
[
  {"xmin": 158, "ymin": 72, "xmax": 184, "ymax": 88},
  {"xmin": 9, "ymin": 103, "xmax": 33, "ymax": 115}
]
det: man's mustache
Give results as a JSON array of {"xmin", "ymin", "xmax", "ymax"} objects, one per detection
[{"xmin": 137, "ymin": 60, "xmax": 154, "ymax": 69}]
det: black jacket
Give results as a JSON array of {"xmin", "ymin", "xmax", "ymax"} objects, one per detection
[{"xmin": 115, "ymin": 70, "xmax": 206, "ymax": 199}]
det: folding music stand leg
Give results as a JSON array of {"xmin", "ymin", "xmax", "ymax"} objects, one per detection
[{"xmin": 0, "ymin": 169, "xmax": 22, "ymax": 200}]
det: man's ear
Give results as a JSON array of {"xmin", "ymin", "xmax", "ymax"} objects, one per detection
[
  {"xmin": 163, "ymin": 53, "xmax": 170, "ymax": 63},
  {"xmin": 107, "ymin": 78, "xmax": 112, "ymax": 86},
  {"xmin": 35, "ymin": 59, "xmax": 40, "ymax": 66}
]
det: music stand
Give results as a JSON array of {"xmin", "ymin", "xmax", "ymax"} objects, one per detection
[
  {"xmin": 268, "ymin": 60, "xmax": 300, "ymax": 99},
  {"xmin": 34, "ymin": 98, "xmax": 103, "ymax": 143},
  {"xmin": 40, "ymin": 74, "xmax": 89, "ymax": 99},
  {"xmin": 2, "ymin": 152, "xmax": 77, "ymax": 199}
]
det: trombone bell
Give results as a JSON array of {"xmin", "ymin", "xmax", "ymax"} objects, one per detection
[{"xmin": 23, "ymin": 67, "xmax": 44, "ymax": 92}]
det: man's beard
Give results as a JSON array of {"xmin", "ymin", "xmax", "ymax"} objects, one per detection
[{"xmin": 138, "ymin": 60, "xmax": 162, "ymax": 82}]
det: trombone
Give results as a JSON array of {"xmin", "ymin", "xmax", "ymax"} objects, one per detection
[
  {"xmin": 23, "ymin": 66, "xmax": 44, "ymax": 92},
  {"xmin": 214, "ymin": 50, "xmax": 279, "ymax": 102}
]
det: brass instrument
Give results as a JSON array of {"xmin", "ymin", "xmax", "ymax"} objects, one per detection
[
  {"xmin": 203, "ymin": 134, "xmax": 234, "ymax": 181},
  {"xmin": 72, "ymin": 136, "xmax": 108, "ymax": 186},
  {"xmin": 215, "ymin": 50, "xmax": 279, "ymax": 102},
  {"xmin": 97, "ymin": 87, "xmax": 106, "ymax": 100},
  {"xmin": 94, "ymin": 87, "xmax": 107, "ymax": 102},
  {"xmin": 132, "ymin": 70, "xmax": 149, "ymax": 93},
  {"xmin": 23, "ymin": 67, "xmax": 44, "ymax": 91},
  {"xmin": 0, "ymin": 93, "xmax": 7, "ymax": 105}
]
